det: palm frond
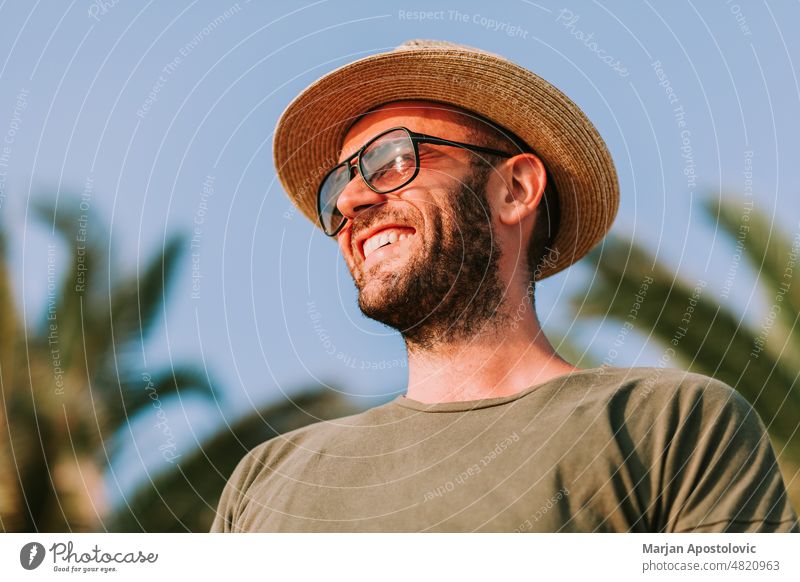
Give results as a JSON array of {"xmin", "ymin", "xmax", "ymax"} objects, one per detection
[{"xmin": 105, "ymin": 234, "xmax": 184, "ymax": 353}]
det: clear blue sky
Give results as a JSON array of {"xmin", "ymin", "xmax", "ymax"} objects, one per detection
[{"xmin": 1, "ymin": 0, "xmax": 798, "ymax": 504}]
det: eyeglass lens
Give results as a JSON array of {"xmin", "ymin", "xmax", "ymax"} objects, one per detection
[{"xmin": 318, "ymin": 128, "xmax": 416, "ymax": 235}]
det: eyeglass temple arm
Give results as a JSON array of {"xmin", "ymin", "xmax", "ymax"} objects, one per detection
[{"xmin": 409, "ymin": 132, "xmax": 516, "ymax": 158}]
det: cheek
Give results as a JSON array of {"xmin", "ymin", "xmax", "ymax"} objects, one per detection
[{"xmin": 400, "ymin": 187, "xmax": 444, "ymax": 222}]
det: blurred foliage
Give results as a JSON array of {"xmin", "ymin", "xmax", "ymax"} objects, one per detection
[
  {"xmin": 573, "ymin": 196, "xmax": 800, "ymax": 511},
  {"xmin": 0, "ymin": 197, "xmax": 213, "ymax": 532}
]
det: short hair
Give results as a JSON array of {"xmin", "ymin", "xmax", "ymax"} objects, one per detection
[{"xmin": 458, "ymin": 109, "xmax": 560, "ymax": 286}]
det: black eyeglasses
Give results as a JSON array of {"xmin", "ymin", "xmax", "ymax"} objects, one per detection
[{"xmin": 316, "ymin": 126, "xmax": 516, "ymax": 236}]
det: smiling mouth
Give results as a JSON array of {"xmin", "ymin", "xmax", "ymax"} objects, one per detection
[{"xmin": 360, "ymin": 226, "xmax": 417, "ymax": 262}]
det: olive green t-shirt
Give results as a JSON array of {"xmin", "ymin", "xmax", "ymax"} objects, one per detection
[{"xmin": 210, "ymin": 366, "xmax": 799, "ymax": 532}]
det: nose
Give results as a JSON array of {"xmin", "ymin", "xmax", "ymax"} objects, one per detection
[{"xmin": 335, "ymin": 173, "xmax": 387, "ymax": 222}]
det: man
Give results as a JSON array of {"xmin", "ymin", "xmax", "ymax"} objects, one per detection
[{"xmin": 211, "ymin": 40, "xmax": 798, "ymax": 532}]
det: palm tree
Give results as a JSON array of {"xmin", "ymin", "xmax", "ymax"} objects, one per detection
[
  {"xmin": 0, "ymin": 231, "xmax": 24, "ymax": 530},
  {"xmin": 573, "ymin": 196, "xmax": 800, "ymax": 509},
  {"xmin": 0, "ymin": 196, "xmax": 214, "ymax": 531}
]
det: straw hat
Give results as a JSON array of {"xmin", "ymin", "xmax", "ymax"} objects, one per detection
[{"xmin": 273, "ymin": 39, "xmax": 619, "ymax": 280}]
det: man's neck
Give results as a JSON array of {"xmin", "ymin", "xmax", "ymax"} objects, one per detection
[{"xmin": 403, "ymin": 314, "xmax": 581, "ymax": 404}]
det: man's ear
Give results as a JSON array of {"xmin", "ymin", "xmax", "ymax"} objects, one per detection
[{"xmin": 494, "ymin": 153, "xmax": 547, "ymax": 226}]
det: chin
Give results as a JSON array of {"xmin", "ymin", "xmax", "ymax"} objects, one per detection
[{"xmin": 357, "ymin": 271, "xmax": 415, "ymax": 328}]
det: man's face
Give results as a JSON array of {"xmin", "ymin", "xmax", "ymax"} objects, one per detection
[{"xmin": 334, "ymin": 101, "xmax": 509, "ymax": 349}]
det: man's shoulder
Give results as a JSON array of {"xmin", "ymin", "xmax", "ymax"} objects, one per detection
[
  {"xmin": 582, "ymin": 366, "xmax": 765, "ymax": 444},
  {"xmin": 571, "ymin": 365, "xmax": 753, "ymax": 425},
  {"xmin": 584, "ymin": 365, "xmax": 742, "ymax": 402},
  {"xmin": 241, "ymin": 397, "xmax": 400, "ymax": 463}
]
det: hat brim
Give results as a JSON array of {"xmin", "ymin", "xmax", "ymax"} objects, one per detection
[{"xmin": 273, "ymin": 45, "xmax": 619, "ymax": 280}]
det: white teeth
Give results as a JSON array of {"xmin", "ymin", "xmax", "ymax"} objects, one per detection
[{"xmin": 363, "ymin": 228, "xmax": 415, "ymax": 259}]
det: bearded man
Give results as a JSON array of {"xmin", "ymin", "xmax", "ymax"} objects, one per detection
[{"xmin": 211, "ymin": 40, "xmax": 798, "ymax": 533}]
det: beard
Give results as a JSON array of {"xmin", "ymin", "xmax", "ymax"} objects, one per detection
[{"xmin": 354, "ymin": 165, "xmax": 510, "ymax": 351}]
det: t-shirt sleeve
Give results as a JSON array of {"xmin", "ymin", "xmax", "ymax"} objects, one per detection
[
  {"xmin": 209, "ymin": 447, "xmax": 262, "ymax": 533},
  {"xmin": 658, "ymin": 376, "xmax": 799, "ymax": 532}
]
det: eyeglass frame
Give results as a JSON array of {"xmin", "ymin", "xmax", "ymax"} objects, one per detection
[{"xmin": 316, "ymin": 126, "xmax": 519, "ymax": 236}]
